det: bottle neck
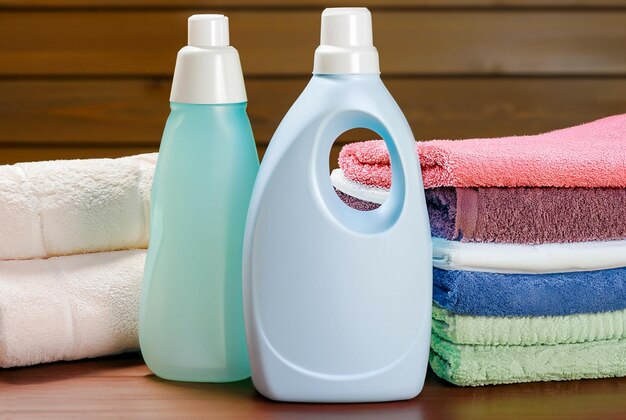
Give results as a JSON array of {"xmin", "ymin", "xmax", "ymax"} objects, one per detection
[
  {"xmin": 311, "ymin": 74, "xmax": 382, "ymax": 85},
  {"xmin": 313, "ymin": 73, "xmax": 380, "ymax": 79},
  {"xmin": 312, "ymin": 45, "xmax": 380, "ymax": 75}
]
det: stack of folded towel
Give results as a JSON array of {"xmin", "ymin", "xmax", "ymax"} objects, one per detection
[
  {"xmin": 0, "ymin": 154, "xmax": 157, "ymax": 368},
  {"xmin": 332, "ymin": 114, "xmax": 626, "ymax": 386}
]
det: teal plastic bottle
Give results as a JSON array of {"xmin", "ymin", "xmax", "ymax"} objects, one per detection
[{"xmin": 139, "ymin": 15, "xmax": 258, "ymax": 382}]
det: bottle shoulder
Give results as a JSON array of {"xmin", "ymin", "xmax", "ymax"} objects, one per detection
[
  {"xmin": 285, "ymin": 76, "xmax": 400, "ymax": 122},
  {"xmin": 270, "ymin": 76, "xmax": 405, "ymax": 142},
  {"xmin": 159, "ymin": 102, "xmax": 256, "ymax": 151},
  {"xmin": 164, "ymin": 102, "xmax": 251, "ymax": 128},
  {"xmin": 168, "ymin": 101, "xmax": 248, "ymax": 113}
]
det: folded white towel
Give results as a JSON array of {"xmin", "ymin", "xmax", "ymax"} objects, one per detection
[
  {"xmin": 0, "ymin": 153, "xmax": 156, "ymax": 260},
  {"xmin": 330, "ymin": 168, "xmax": 387, "ymax": 204},
  {"xmin": 0, "ymin": 250, "xmax": 144, "ymax": 368},
  {"xmin": 433, "ymin": 237, "xmax": 626, "ymax": 274}
]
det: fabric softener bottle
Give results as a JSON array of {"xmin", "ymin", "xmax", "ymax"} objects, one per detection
[
  {"xmin": 140, "ymin": 15, "xmax": 258, "ymax": 382},
  {"xmin": 243, "ymin": 8, "xmax": 432, "ymax": 402}
]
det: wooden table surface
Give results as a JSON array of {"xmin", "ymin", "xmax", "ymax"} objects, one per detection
[{"xmin": 2, "ymin": 354, "xmax": 626, "ymax": 419}]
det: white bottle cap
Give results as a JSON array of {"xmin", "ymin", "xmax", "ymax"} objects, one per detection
[
  {"xmin": 313, "ymin": 8, "xmax": 380, "ymax": 75},
  {"xmin": 170, "ymin": 14, "xmax": 247, "ymax": 104},
  {"xmin": 188, "ymin": 14, "xmax": 229, "ymax": 47}
]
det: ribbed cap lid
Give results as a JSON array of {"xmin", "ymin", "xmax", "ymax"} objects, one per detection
[
  {"xmin": 313, "ymin": 8, "xmax": 380, "ymax": 75},
  {"xmin": 320, "ymin": 8, "xmax": 373, "ymax": 47},
  {"xmin": 188, "ymin": 14, "xmax": 229, "ymax": 47}
]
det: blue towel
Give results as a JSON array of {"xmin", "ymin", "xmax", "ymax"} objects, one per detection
[{"xmin": 433, "ymin": 267, "xmax": 626, "ymax": 316}]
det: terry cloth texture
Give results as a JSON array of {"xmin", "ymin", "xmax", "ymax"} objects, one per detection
[
  {"xmin": 432, "ymin": 237, "xmax": 626, "ymax": 274},
  {"xmin": 432, "ymin": 304, "xmax": 626, "ymax": 346},
  {"xmin": 430, "ymin": 333, "xmax": 626, "ymax": 386},
  {"xmin": 433, "ymin": 267, "xmax": 626, "ymax": 317},
  {"xmin": 0, "ymin": 153, "xmax": 157, "ymax": 260},
  {"xmin": 0, "ymin": 250, "xmax": 144, "ymax": 368},
  {"xmin": 332, "ymin": 169, "xmax": 626, "ymax": 244},
  {"xmin": 338, "ymin": 114, "xmax": 626, "ymax": 189}
]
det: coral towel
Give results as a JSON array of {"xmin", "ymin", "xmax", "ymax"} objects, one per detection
[{"xmin": 338, "ymin": 114, "xmax": 626, "ymax": 188}]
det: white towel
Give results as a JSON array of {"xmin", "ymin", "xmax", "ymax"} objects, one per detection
[
  {"xmin": 433, "ymin": 237, "xmax": 626, "ymax": 274},
  {"xmin": 330, "ymin": 168, "xmax": 387, "ymax": 204},
  {"xmin": 0, "ymin": 250, "xmax": 144, "ymax": 368},
  {"xmin": 0, "ymin": 153, "xmax": 157, "ymax": 260}
]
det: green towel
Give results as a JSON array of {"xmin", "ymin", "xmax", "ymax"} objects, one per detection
[
  {"xmin": 430, "ymin": 333, "xmax": 626, "ymax": 386},
  {"xmin": 433, "ymin": 304, "xmax": 626, "ymax": 346}
]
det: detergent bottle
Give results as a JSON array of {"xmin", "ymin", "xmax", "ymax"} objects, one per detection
[
  {"xmin": 242, "ymin": 8, "xmax": 432, "ymax": 402},
  {"xmin": 139, "ymin": 14, "xmax": 258, "ymax": 382}
]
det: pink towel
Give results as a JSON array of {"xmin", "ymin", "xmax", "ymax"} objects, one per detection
[{"xmin": 338, "ymin": 114, "xmax": 626, "ymax": 189}]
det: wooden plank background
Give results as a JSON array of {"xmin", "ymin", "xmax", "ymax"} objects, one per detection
[{"xmin": 0, "ymin": 0, "xmax": 625, "ymax": 165}]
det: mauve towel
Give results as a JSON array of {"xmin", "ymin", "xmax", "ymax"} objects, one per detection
[
  {"xmin": 433, "ymin": 267, "xmax": 626, "ymax": 317},
  {"xmin": 429, "ymin": 187, "xmax": 626, "ymax": 244},
  {"xmin": 334, "ymin": 189, "xmax": 381, "ymax": 212},
  {"xmin": 335, "ymin": 184, "xmax": 626, "ymax": 244},
  {"xmin": 338, "ymin": 114, "xmax": 626, "ymax": 189}
]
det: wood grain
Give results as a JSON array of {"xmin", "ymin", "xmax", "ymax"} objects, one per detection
[
  {"xmin": 2, "ymin": 0, "xmax": 626, "ymax": 8},
  {"xmin": 3, "ymin": 354, "xmax": 626, "ymax": 419},
  {"xmin": 1, "ymin": 11, "xmax": 625, "ymax": 76},
  {"xmin": 1, "ymin": 78, "xmax": 625, "ymax": 146}
]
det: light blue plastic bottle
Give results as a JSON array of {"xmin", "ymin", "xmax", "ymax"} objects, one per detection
[
  {"xmin": 243, "ymin": 8, "xmax": 432, "ymax": 402},
  {"xmin": 139, "ymin": 15, "xmax": 258, "ymax": 382}
]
